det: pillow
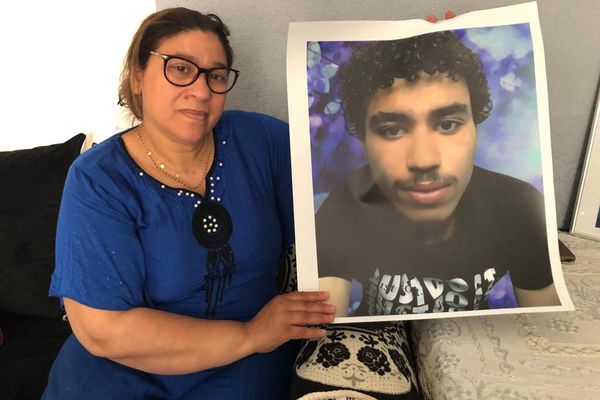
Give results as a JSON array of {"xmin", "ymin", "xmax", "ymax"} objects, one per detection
[
  {"xmin": 0, "ymin": 134, "xmax": 86, "ymax": 319},
  {"xmin": 277, "ymin": 244, "xmax": 297, "ymax": 294},
  {"xmin": 291, "ymin": 322, "xmax": 422, "ymax": 400}
]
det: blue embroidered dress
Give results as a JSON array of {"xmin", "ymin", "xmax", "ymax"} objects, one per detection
[{"xmin": 44, "ymin": 111, "xmax": 296, "ymax": 399}]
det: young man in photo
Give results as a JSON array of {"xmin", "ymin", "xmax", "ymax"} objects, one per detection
[{"xmin": 316, "ymin": 31, "xmax": 561, "ymax": 317}]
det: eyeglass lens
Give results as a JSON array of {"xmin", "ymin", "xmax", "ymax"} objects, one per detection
[{"xmin": 165, "ymin": 57, "xmax": 236, "ymax": 93}]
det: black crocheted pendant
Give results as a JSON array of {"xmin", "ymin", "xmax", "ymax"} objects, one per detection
[
  {"xmin": 192, "ymin": 200, "xmax": 235, "ymax": 317},
  {"xmin": 192, "ymin": 200, "xmax": 233, "ymax": 249}
]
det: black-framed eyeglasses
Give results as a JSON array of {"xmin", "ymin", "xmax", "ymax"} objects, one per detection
[{"xmin": 150, "ymin": 50, "xmax": 240, "ymax": 94}]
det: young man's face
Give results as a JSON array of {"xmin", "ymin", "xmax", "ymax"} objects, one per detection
[{"xmin": 363, "ymin": 72, "xmax": 477, "ymax": 225}]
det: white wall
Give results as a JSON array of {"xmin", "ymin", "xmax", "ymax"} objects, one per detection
[{"xmin": 0, "ymin": 0, "xmax": 156, "ymax": 151}]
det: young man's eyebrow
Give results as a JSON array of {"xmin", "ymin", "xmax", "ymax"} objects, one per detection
[
  {"xmin": 428, "ymin": 103, "xmax": 471, "ymax": 122},
  {"xmin": 368, "ymin": 112, "xmax": 413, "ymax": 129}
]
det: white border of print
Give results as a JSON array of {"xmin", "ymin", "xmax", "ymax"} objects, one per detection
[
  {"xmin": 286, "ymin": 2, "xmax": 574, "ymax": 323},
  {"xmin": 571, "ymin": 81, "xmax": 600, "ymax": 241}
]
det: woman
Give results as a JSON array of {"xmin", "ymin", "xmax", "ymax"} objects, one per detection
[{"xmin": 43, "ymin": 8, "xmax": 335, "ymax": 399}]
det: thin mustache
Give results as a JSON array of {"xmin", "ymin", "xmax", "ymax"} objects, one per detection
[{"xmin": 392, "ymin": 171, "xmax": 457, "ymax": 191}]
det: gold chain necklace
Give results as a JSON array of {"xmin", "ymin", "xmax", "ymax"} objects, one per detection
[{"xmin": 137, "ymin": 126, "xmax": 213, "ymax": 193}]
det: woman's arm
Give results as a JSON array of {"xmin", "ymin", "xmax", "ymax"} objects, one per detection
[{"xmin": 64, "ymin": 290, "xmax": 335, "ymax": 375}]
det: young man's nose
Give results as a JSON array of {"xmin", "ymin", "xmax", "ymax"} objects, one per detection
[{"xmin": 406, "ymin": 131, "xmax": 441, "ymax": 171}]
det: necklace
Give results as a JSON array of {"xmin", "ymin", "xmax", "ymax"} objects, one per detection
[{"xmin": 137, "ymin": 126, "xmax": 213, "ymax": 193}]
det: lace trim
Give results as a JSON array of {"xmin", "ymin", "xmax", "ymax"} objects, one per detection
[{"xmin": 513, "ymin": 314, "xmax": 600, "ymax": 357}]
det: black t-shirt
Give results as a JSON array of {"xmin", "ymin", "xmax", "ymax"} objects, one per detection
[{"xmin": 315, "ymin": 166, "xmax": 554, "ymax": 316}]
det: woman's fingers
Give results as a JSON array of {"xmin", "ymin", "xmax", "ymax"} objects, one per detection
[
  {"xmin": 284, "ymin": 290, "xmax": 330, "ymax": 302},
  {"xmin": 287, "ymin": 309, "xmax": 335, "ymax": 326},
  {"xmin": 289, "ymin": 325, "xmax": 328, "ymax": 340},
  {"xmin": 266, "ymin": 291, "xmax": 334, "ymax": 314},
  {"xmin": 287, "ymin": 300, "xmax": 335, "ymax": 314},
  {"xmin": 246, "ymin": 291, "xmax": 336, "ymax": 353},
  {"xmin": 425, "ymin": 11, "xmax": 456, "ymax": 23}
]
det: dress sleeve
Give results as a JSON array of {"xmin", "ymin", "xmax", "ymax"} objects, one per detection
[{"xmin": 49, "ymin": 161, "xmax": 146, "ymax": 310}]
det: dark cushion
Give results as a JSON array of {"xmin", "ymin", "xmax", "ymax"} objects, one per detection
[
  {"xmin": 0, "ymin": 312, "xmax": 71, "ymax": 400},
  {"xmin": 0, "ymin": 134, "xmax": 86, "ymax": 319}
]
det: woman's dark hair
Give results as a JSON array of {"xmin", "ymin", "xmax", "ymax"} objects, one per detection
[
  {"xmin": 118, "ymin": 7, "xmax": 234, "ymax": 120},
  {"xmin": 339, "ymin": 31, "xmax": 492, "ymax": 140}
]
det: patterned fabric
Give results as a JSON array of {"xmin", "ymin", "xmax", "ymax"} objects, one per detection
[
  {"xmin": 278, "ymin": 244, "xmax": 298, "ymax": 294},
  {"xmin": 291, "ymin": 322, "xmax": 421, "ymax": 400},
  {"xmin": 411, "ymin": 232, "xmax": 600, "ymax": 400}
]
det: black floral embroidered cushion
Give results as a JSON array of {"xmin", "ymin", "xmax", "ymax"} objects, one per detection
[
  {"xmin": 291, "ymin": 322, "xmax": 422, "ymax": 400},
  {"xmin": 0, "ymin": 134, "xmax": 86, "ymax": 319},
  {"xmin": 277, "ymin": 244, "xmax": 297, "ymax": 294}
]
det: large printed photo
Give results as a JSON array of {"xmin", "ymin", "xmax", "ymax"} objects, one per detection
[{"xmin": 287, "ymin": 3, "xmax": 574, "ymax": 322}]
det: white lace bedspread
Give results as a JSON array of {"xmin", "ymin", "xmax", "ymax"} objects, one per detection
[{"xmin": 411, "ymin": 232, "xmax": 600, "ymax": 400}]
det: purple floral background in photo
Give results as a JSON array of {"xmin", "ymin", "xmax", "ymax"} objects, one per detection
[{"xmin": 307, "ymin": 24, "xmax": 542, "ymax": 310}]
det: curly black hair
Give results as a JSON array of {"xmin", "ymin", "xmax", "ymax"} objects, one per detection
[{"xmin": 339, "ymin": 31, "xmax": 492, "ymax": 140}]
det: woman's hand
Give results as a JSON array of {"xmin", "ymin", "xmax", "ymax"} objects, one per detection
[{"xmin": 244, "ymin": 291, "xmax": 335, "ymax": 353}]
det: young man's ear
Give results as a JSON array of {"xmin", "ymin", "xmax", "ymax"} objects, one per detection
[{"xmin": 360, "ymin": 138, "xmax": 368, "ymax": 161}]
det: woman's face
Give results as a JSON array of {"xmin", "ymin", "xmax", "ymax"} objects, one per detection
[{"xmin": 135, "ymin": 29, "xmax": 228, "ymax": 145}]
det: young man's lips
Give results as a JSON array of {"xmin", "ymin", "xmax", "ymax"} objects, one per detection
[
  {"xmin": 407, "ymin": 182, "xmax": 449, "ymax": 192},
  {"xmin": 399, "ymin": 182, "xmax": 451, "ymax": 205}
]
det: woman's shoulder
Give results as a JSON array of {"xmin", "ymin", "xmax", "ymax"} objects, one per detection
[
  {"xmin": 218, "ymin": 111, "xmax": 290, "ymax": 156},
  {"xmin": 68, "ymin": 131, "xmax": 135, "ymax": 186},
  {"xmin": 220, "ymin": 109, "xmax": 287, "ymax": 124},
  {"xmin": 220, "ymin": 110, "xmax": 288, "ymax": 136}
]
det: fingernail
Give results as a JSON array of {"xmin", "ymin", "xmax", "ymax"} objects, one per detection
[
  {"xmin": 445, "ymin": 11, "xmax": 456, "ymax": 19},
  {"xmin": 425, "ymin": 15, "xmax": 438, "ymax": 23}
]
